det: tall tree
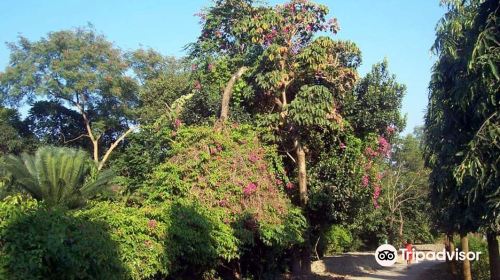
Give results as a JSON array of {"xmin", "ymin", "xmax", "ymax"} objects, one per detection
[
  {"xmin": 0, "ymin": 26, "xmax": 139, "ymax": 170},
  {"xmin": 424, "ymin": 0, "xmax": 499, "ymax": 279},
  {"xmin": 343, "ymin": 59, "xmax": 407, "ymax": 138}
]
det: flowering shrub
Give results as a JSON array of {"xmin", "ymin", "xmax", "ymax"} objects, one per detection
[{"xmin": 143, "ymin": 125, "xmax": 306, "ymax": 276}]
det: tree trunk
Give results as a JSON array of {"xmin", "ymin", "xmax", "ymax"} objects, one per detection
[
  {"xmin": 461, "ymin": 233, "xmax": 472, "ymax": 280},
  {"xmin": 291, "ymin": 247, "xmax": 302, "ymax": 275},
  {"xmin": 398, "ymin": 209, "xmax": 404, "ymax": 246},
  {"xmin": 487, "ymin": 231, "xmax": 500, "ymax": 280},
  {"xmin": 219, "ymin": 66, "xmax": 248, "ymax": 123},
  {"xmin": 295, "ymin": 141, "xmax": 311, "ymax": 274},
  {"xmin": 447, "ymin": 233, "xmax": 458, "ymax": 277},
  {"xmin": 296, "ymin": 142, "xmax": 307, "ymax": 206},
  {"xmin": 388, "ymin": 217, "xmax": 395, "ymax": 244}
]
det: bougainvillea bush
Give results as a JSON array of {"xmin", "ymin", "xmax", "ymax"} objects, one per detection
[{"xmin": 143, "ymin": 124, "xmax": 306, "ymax": 277}]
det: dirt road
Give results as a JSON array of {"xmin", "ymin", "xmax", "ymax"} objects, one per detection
[{"xmin": 311, "ymin": 244, "xmax": 450, "ymax": 280}]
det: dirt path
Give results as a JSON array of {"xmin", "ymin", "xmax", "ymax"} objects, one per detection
[{"xmin": 311, "ymin": 244, "xmax": 449, "ymax": 280}]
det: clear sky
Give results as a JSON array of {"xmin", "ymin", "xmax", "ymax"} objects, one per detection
[{"xmin": 0, "ymin": 0, "xmax": 445, "ymax": 134}]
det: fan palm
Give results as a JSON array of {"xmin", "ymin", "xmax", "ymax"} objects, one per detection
[{"xmin": 3, "ymin": 146, "xmax": 114, "ymax": 208}]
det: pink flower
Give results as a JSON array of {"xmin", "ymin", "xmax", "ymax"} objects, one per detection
[
  {"xmin": 218, "ymin": 199, "xmax": 229, "ymax": 207},
  {"xmin": 375, "ymin": 172, "xmax": 384, "ymax": 181},
  {"xmin": 275, "ymin": 179, "xmax": 283, "ymax": 185},
  {"xmin": 361, "ymin": 175, "xmax": 369, "ymax": 187},
  {"xmin": 373, "ymin": 185, "xmax": 381, "ymax": 199},
  {"xmin": 174, "ymin": 119, "xmax": 182, "ymax": 129},
  {"xmin": 377, "ymin": 136, "xmax": 391, "ymax": 158},
  {"xmin": 208, "ymin": 63, "xmax": 214, "ymax": 71},
  {"xmin": 286, "ymin": 182, "xmax": 295, "ymax": 189},
  {"xmin": 193, "ymin": 80, "xmax": 201, "ymax": 90},
  {"xmin": 147, "ymin": 219, "xmax": 157, "ymax": 229},
  {"xmin": 248, "ymin": 153, "xmax": 259, "ymax": 163},
  {"xmin": 373, "ymin": 199, "xmax": 380, "ymax": 209},
  {"xmin": 191, "ymin": 64, "xmax": 197, "ymax": 71},
  {"xmin": 339, "ymin": 142, "xmax": 347, "ymax": 150},
  {"xmin": 365, "ymin": 147, "xmax": 378, "ymax": 158},
  {"xmin": 243, "ymin": 183, "xmax": 257, "ymax": 196},
  {"xmin": 386, "ymin": 125, "xmax": 396, "ymax": 135}
]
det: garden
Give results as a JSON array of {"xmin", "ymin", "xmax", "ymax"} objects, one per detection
[{"xmin": 0, "ymin": 0, "xmax": 498, "ymax": 279}]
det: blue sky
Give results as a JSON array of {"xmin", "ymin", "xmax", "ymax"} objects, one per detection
[{"xmin": 0, "ymin": 0, "xmax": 445, "ymax": 134}]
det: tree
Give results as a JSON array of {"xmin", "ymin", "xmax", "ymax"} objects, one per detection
[
  {"xmin": 186, "ymin": 0, "xmax": 262, "ymax": 125},
  {"xmin": 24, "ymin": 101, "xmax": 91, "ymax": 150},
  {"xmin": 381, "ymin": 133, "xmax": 431, "ymax": 245},
  {"xmin": 0, "ymin": 107, "xmax": 35, "ymax": 155},
  {"xmin": 128, "ymin": 49, "xmax": 192, "ymax": 125},
  {"xmin": 0, "ymin": 26, "xmax": 139, "ymax": 170},
  {"xmin": 343, "ymin": 59, "xmax": 407, "ymax": 138},
  {"xmin": 3, "ymin": 146, "xmax": 114, "ymax": 209},
  {"xmin": 424, "ymin": 0, "xmax": 499, "ymax": 279}
]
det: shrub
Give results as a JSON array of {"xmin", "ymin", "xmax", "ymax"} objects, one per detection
[
  {"xmin": 75, "ymin": 201, "xmax": 168, "ymax": 279},
  {"xmin": 320, "ymin": 225, "xmax": 354, "ymax": 255},
  {"xmin": 0, "ymin": 196, "xmax": 126, "ymax": 280},
  {"xmin": 143, "ymin": 125, "xmax": 306, "ymax": 277}
]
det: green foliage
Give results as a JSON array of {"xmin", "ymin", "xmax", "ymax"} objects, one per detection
[
  {"xmin": 344, "ymin": 60, "xmax": 407, "ymax": 138},
  {"xmin": 128, "ymin": 49, "xmax": 192, "ymax": 124},
  {"xmin": 145, "ymin": 125, "xmax": 305, "ymax": 246},
  {"xmin": 165, "ymin": 198, "xmax": 238, "ymax": 278},
  {"xmin": 143, "ymin": 125, "xmax": 306, "ymax": 277},
  {"xmin": 3, "ymin": 146, "xmax": 114, "ymax": 209},
  {"xmin": 25, "ymin": 101, "xmax": 91, "ymax": 150},
  {"xmin": 320, "ymin": 225, "xmax": 354, "ymax": 255},
  {"xmin": 424, "ymin": 0, "xmax": 499, "ymax": 233},
  {"xmin": 0, "ymin": 107, "xmax": 36, "ymax": 155},
  {"xmin": 0, "ymin": 196, "xmax": 126, "ymax": 280},
  {"xmin": 75, "ymin": 201, "xmax": 168, "ymax": 279},
  {"xmin": 308, "ymin": 133, "xmax": 369, "ymax": 227}
]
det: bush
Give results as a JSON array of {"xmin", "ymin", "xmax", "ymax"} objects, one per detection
[
  {"xmin": 143, "ymin": 125, "xmax": 306, "ymax": 277},
  {"xmin": 76, "ymin": 201, "xmax": 168, "ymax": 279},
  {"xmin": 0, "ymin": 196, "xmax": 126, "ymax": 280},
  {"xmin": 319, "ymin": 225, "xmax": 354, "ymax": 255}
]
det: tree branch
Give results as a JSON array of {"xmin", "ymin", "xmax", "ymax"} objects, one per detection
[{"xmin": 98, "ymin": 126, "xmax": 136, "ymax": 170}]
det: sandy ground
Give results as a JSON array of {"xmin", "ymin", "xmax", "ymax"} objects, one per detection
[{"xmin": 310, "ymin": 244, "xmax": 450, "ymax": 280}]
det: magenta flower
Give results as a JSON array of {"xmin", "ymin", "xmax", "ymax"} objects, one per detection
[
  {"xmin": 286, "ymin": 182, "xmax": 295, "ymax": 190},
  {"xmin": 174, "ymin": 119, "xmax": 182, "ymax": 129},
  {"xmin": 373, "ymin": 185, "xmax": 381, "ymax": 199},
  {"xmin": 377, "ymin": 136, "xmax": 391, "ymax": 158},
  {"xmin": 362, "ymin": 175, "xmax": 369, "ymax": 187},
  {"xmin": 194, "ymin": 80, "xmax": 202, "ymax": 90},
  {"xmin": 147, "ymin": 219, "xmax": 157, "ymax": 229},
  {"xmin": 248, "ymin": 153, "xmax": 259, "ymax": 163},
  {"xmin": 365, "ymin": 147, "xmax": 378, "ymax": 158},
  {"xmin": 386, "ymin": 124, "xmax": 396, "ymax": 135},
  {"xmin": 218, "ymin": 199, "xmax": 229, "ymax": 207},
  {"xmin": 339, "ymin": 142, "xmax": 347, "ymax": 150},
  {"xmin": 243, "ymin": 183, "xmax": 257, "ymax": 196}
]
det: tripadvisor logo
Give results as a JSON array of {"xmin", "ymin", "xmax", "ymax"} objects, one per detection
[{"xmin": 374, "ymin": 244, "xmax": 482, "ymax": 267}]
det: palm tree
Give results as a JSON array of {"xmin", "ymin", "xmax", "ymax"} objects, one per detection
[{"xmin": 3, "ymin": 146, "xmax": 114, "ymax": 208}]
